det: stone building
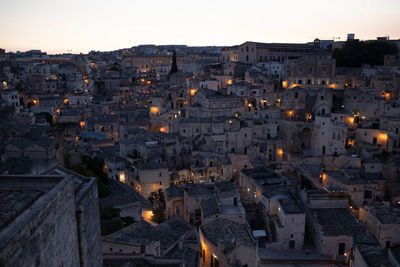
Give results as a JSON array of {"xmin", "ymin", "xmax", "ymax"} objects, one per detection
[
  {"xmin": 359, "ymin": 205, "xmax": 400, "ymax": 248},
  {"xmin": 238, "ymin": 41, "xmax": 311, "ymax": 65},
  {"xmin": 0, "ymin": 173, "xmax": 102, "ymax": 267},
  {"xmin": 199, "ymin": 218, "xmax": 257, "ymax": 267},
  {"xmin": 102, "ymin": 215, "xmax": 200, "ymax": 266},
  {"xmin": 287, "ymin": 51, "xmax": 336, "ymax": 88}
]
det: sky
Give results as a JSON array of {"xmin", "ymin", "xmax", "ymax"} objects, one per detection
[{"xmin": 1, "ymin": 0, "xmax": 400, "ymax": 54}]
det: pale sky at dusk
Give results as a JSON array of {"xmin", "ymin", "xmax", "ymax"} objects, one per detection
[{"xmin": 1, "ymin": 0, "xmax": 400, "ymax": 54}]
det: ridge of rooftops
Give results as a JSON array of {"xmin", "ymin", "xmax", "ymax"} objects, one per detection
[
  {"xmin": 197, "ymin": 88, "xmax": 240, "ymax": 99},
  {"xmin": 278, "ymin": 198, "xmax": 304, "ymax": 214},
  {"xmin": 325, "ymin": 168, "xmax": 384, "ymax": 185},
  {"xmin": 242, "ymin": 167, "xmax": 288, "ymax": 186}
]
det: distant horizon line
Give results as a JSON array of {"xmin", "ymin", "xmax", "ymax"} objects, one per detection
[{"xmin": 2, "ymin": 36, "xmax": 400, "ymax": 55}]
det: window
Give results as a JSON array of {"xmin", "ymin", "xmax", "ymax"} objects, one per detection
[
  {"xmin": 364, "ymin": 190, "xmax": 372, "ymax": 199},
  {"xmin": 295, "ymin": 92, "xmax": 298, "ymax": 98},
  {"xmin": 195, "ymin": 209, "xmax": 201, "ymax": 216},
  {"xmin": 289, "ymin": 240, "xmax": 295, "ymax": 249},
  {"xmin": 338, "ymin": 243, "xmax": 345, "ymax": 256},
  {"xmin": 322, "ymin": 146, "xmax": 326, "ymax": 155}
]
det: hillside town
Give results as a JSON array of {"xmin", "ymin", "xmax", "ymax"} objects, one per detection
[{"xmin": 1, "ymin": 34, "xmax": 400, "ymax": 267}]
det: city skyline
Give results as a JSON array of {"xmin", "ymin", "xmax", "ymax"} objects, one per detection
[{"xmin": 1, "ymin": 0, "xmax": 400, "ymax": 54}]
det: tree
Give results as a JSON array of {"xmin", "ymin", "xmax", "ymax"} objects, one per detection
[
  {"xmin": 148, "ymin": 189, "xmax": 165, "ymax": 209},
  {"xmin": 168, "ymin": 50, "xmax": 178, "ymax": 77},
  {"xmin": 72, "ymin": 156, "xmax": 110, "ymax": 197},
  {"xmin": 333, "ymin": 40, "xmax": 399, "ymax": 67},
  {"xmin": 148, "ymin": 189, "xmax": 166, "ymax": 224},
  {"xmin": 100, "ymin": 207, "xmax": 135, "ymax": 235},
  {"xmin": 151, "ymin": 207, "xmax": 166, "ymax": 224}
]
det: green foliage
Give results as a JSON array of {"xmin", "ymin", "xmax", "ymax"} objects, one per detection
[
  {"xmin": 100, "ymin": 207, "xmax": 121, "ymax": 220},
  {"xmin": 148, "ymin": 189, "xmax": 165, "ymax": 208},
  {"xmin": 333, "ymin": 40, "xmax": 399, "ymax": 67},
  {"xmin": 72, "ymin": 156, "xmax": 110, "ymax": 197},
  {"xmin": 100, "ymin": 207, "xmax": 135, "ymax": 235},
  {"xmin": 151, "ymin": 207, "xmax": 166, "ymax": 224},
  {"xmin": 148, "ymin": 189, "xmax": 166, "ymax": 224}
]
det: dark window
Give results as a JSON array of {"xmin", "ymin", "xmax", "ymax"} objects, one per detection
[
  {"xmin": 322, "ymin": 146, "xmax": 326, "ymax": 155},
  {"xmin": 338, "ymin": 243, "xmax": 345, "ymax": 255},
  {"xmin": 364, "ymin": 190, "xmax": 372, "ymax": 199},
  {"xmin": 289, "ymin": 240, "xmax": 295, "ymax": 249},
  {"xmin": 195, "ymin": 209, "xmax": 201, "ymax": 216},
  {"xmin": 386, "ymin": 241, "xmax": 391, "ymax": 248},
  {"xmin": 295, "ymin": 92, "xmax": 298, "ymax": 98},
  {"xmin": 373, "ymin": 137, "xmax": 377, "ymax": 145}
]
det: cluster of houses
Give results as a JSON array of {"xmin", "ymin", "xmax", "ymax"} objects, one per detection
[{"xmin": 1, "ymin": 37, "xmax": 400, "ymax": 266}]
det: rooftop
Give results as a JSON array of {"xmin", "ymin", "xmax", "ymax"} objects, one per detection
[
  {"xmin": 200, "ymin": 218, "xmax": 256, "ymax": 254},
  {"xmin": 312, "ymin": 208, "xmax": 366, "ymax": 236},
  {"xmin": 104, "ymin": 215, "xmax": 197, "ymax": 254},
  {"xmin": 354, "ymin": 234, "xmax": 389, "ymax": 267},
  {"xmin": 365, "ymin": 205, "xmax": 400, "ymax": 224},
  {"xmin": 326, "ymin": 169, "xmax": 374, "ymax": 185},
  {"xmin": 242, "ymin": 167, "xmax": 288, "ymax": 187},
  {"xmin": 278, "ymin": 198, "xmax": 303, "ymax": 214}
]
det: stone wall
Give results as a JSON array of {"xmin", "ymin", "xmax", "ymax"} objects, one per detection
[
  {"xmin": 76, "ymin": 178, "xmax": 103, "ymax": 267},
  {"xmin": 0, "ymin": 177, "xmax": 80, "ymax": 267}
]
